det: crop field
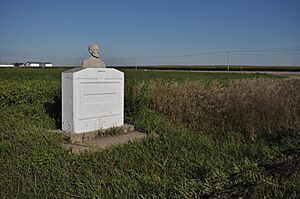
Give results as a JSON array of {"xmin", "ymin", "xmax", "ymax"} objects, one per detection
[
  {"xmin": 115, "ymin": 65, "xmax": 300, "ymax": 72},
  {"xmin": 0, "ymin": 68, "xmax": 300, "ymax": 198}
]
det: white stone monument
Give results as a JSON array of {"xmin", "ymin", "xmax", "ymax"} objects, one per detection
[{"xmin": 62, "ymin": 68, "xmax": 124, "ymax": 134}]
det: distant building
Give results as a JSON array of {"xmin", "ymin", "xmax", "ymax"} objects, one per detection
[
  {"xmin": 24, "ymin": 62, "xmax": 53, "ymax": 67},
  {"xmin": 14, "ymin": 63, "xmax": 24, "ymax": 67},
  {"xmin": 0, "ymin": 63, "xmax": 14, "ymax": 67}
]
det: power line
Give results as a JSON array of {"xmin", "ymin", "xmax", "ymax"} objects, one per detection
[
  {"xmin": 104, "ymin": 48, "xmax": 300, "ymax": 61},
  {"xmin": 230, "ymin": 49, "xmax": 300, "ymax": 53},
  {"xmin": 230, "ymin": 52, "xmax": 300, "ymax": 56},
  {"xmin": 35, "ymin": 48, "xmax": 300, "ymax": 65},
  {"xmin": 137, "ymin": 51, "xmax": 226, "ymax": 59}
]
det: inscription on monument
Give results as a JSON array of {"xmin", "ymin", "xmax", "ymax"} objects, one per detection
[{"xmin": 62, "ymin": 68, "xmax": 124, "ymax": 134}]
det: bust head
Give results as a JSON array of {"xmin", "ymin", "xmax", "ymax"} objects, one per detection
[{"xmin": 88, "ymin": 43, "xmax": 100, "ymax": 58}]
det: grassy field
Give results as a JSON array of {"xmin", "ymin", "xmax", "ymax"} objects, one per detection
[
  {"xmin": 114, "ymin": 65, "xmax": 300, "ymax": 72},
  {"xmin": 0, "ymin": 68, "xmax": 299, "ymax": 198}
]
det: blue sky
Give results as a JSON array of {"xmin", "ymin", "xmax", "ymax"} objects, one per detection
[{"xmin": 0, "ymin": 0, "xmax": 299, "ymax": 66}]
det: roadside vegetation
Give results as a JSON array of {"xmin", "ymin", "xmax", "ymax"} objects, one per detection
[{"xmin": 0, "ymin": 68, "xmax": 299, "ymax": 198}]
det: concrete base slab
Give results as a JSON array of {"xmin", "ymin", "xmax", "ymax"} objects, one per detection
[
  {"xmin": 67, "ymin": 124, "xmax": 135, "ymax": 144},
  {"xmin": 62, "ymin": 131, "xmax": 146, "ymax": 154},
  {"xmin": 57, "ymin": 124, "xmax": 146, "ymax": 154}
]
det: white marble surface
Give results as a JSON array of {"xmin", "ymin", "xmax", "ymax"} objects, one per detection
[{"xmin": 62, "ymin": 68, "xmax": 124, "ymax": 134}]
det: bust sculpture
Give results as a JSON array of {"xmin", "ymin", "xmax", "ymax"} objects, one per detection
[{"xmin": 81, "ymin": 43, "xmax": 106, "ymax": 68}]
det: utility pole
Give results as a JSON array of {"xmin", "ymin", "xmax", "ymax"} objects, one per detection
[
  {"xmin": 135, "ymin": 57, "xmax": 138, "ymax": 70},
  {"xmin": 226, "ymin": 51, "xmax": 230, "ymax": 72}
]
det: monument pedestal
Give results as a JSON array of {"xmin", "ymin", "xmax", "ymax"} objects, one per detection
[{"xmin": 62, "ymin": 68, "xmax": 124, "ymax": 134}]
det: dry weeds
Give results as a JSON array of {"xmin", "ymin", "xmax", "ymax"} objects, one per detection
[{"xmin": 130, "ymin": 78, "xmax": 300, "ymax": 142}]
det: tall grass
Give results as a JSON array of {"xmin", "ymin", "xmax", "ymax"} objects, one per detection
[
  {"xmin": 0, "ymin": 69, "xmax": 299, "ymax": 198},
  {"xmin": 127, "ymin": 78, "xmax": 300, "ymax": 143}
]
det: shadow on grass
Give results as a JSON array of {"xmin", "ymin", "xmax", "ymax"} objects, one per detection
[{"xmin": 45, "ymin": 95, "xmax": 62, "ymax": 129}]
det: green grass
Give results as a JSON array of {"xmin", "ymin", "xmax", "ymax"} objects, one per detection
[{"xmin": 0, "ymin": 68, "xmax": 299, "ymax": 198}]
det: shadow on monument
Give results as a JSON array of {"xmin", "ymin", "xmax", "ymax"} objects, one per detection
[{"xmin": 44, "ymin": 95, "xmax": 62, "ymax": 130}]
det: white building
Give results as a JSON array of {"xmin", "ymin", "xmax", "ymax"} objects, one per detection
[
  {"xmin": 0, "ymin": 63, "xmax": 14, "ymax": 67},
  {"xmin": 45, "ymin": 63, "xmax": 53, "ymax": 67},
  {"xmin": 24, "ymin": 62, "xmax": 53, "ymax": 67}
]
